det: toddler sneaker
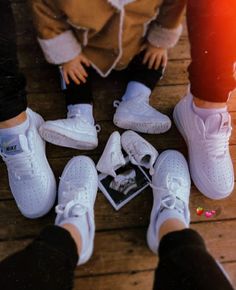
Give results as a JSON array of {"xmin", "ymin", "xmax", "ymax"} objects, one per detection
[
  {"xmin": 113, "ymin": 82, "xmax": 171, "ymax": 134},
  {"xmin": 39, "ymin": 112, "xmax": 99, "ymax": 150},
  {"xmin": 55, "ymin": 156, "xmax": 98, "ymax": 265},
  {"xmin": 173, "ymin": 93, "xmax": 234, "ymax": 199},
  {"xmin": 97, "ymin": 131, "xmax": 126, "ymax": 177},
  {"xmin": 0, "ymin": 109, "xmax": 56, "ymax": 218},
  {"xmin": 121, "ymin": 130, "xmax": 158, "ymax": 175},
  {"xmin": 147, "ymin": 150, "xmax": 191, "ymax": 253}
]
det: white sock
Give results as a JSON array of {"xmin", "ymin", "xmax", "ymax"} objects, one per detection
[
  {"xmin": 155, "ymin": 208, "xmax": 189, "ymax": 244},
  {"xmin": 59, "ymin": 215, "xmax": 90, "ymax": 259},
  {"xmin": 192, "ymin": 101, "xmax": 227, "ymax": 122},
  {"xmin": 67, "ymin": 104, "xmax": 94, "ymax": 125},
  {"xmin": 122, "ymin": 81, "xmax": 151, "ymax": 102},
  {"xmin": 0, "ymin": 116, "xmax": 29, "ymax": 136}
]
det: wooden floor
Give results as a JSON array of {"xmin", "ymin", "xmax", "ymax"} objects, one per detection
[{"xmin": 0, "ymin": 1, "xmax": 236, "ymax": 289}]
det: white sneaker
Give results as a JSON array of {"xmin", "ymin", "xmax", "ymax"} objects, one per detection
[
  {"xmin": 55, "ymin": 156, "xmax": 98, "ymax": 265},
  {"xmin": 173, "ymin": 93, "xmax": 234, "ymax": 199},
  {"xmin": 97, "ymin": 131, "xmax": 126, "ymax": 177},
  {"xmin": 39, "ymin": 115, "xmax": 99, "ymax": 150},
  {"xmin": 0, "ymin": 108, "xmax": 56, "ymax": 218},
  {"xmin": 121, "ymin": 130, "xmax": 158, "ymax": 175},
  {"xmin": 147, "ymin": 150, "xmax": 191, "ymax": 253},
  {"xmin": 113, "ymin": 95, "xmax": 171, "ymax": 134}
]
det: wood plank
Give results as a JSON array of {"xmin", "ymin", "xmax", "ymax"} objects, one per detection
[
  {"xmin": 0, "ymin": 220, "xmax": 236, "ymax": 275},
  {"xmin": 0, "ymin": 180, "xmax": 235, "ymax": 240},
  {"xmin": 73, "ymin": 271, "xmax": 154, "ymax": 290},
  {"xmin": 24, "ymin": 85, "xmax": 235, "ymax": 124}
]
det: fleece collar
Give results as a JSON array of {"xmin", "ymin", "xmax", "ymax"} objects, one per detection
[{"xmin": 107, "ymin": 0, "xmax": 136, "ymax": 10}]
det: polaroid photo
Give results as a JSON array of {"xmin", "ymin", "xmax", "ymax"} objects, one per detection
[{"xmin": 98, "ymin": 156, "xmax": 151, "ymax": 210}]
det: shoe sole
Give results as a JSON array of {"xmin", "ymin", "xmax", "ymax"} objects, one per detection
[
  {"xmin": 40, "ymin": 128, "xmax": 98, "ymax": 150},
  {"xmin": 113, "ymin": 114, "xmax": 171, "ymax": 134},
  {"xmin": 173, "ymin": 105, "xmax": 233, "ymax": 200}
]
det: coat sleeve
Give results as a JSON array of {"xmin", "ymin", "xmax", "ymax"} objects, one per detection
[
  {"xmin": 29, "ymin": 0, "xmax": 81, "ymax": 64},
  {"xmin": 147, "ymin": 0, "xmax": 187, "ymax": 49}
]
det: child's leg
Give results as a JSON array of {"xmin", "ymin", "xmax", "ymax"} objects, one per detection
[
  {"xmin": 39, "ymin": 67, "xmax": 99, "ymax": 150},
  {"xmin": 126, "ymin": 51, "xmax": 164, "ymax": 91},
  {"xmin": 113, "ymin": 51, "xmax": 171, "ymax": 134}
]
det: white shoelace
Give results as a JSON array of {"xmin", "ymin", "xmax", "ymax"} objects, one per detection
[
  {"xmin": 150, "ymin": 175, "xmax": 188, "ymax": 214},
  {"xmin": 125, "ymin": 141, "xmax": 155, "ymax": 175},
  {"xmin": 205, "ymin": 129, "xmax": 231, "ymax": 158},
  {"xmin": 1, "ymin": 133, "xmax": 39, "ymax": 180},
  {"xmin": 56, "ymin": 180, "xmax": 89, "ymax": 219}
]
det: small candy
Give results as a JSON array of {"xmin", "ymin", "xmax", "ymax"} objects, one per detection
[
  {"xmin": 205, "ymin": 211, "xmax": 213, "ymax": 218},
  {"xmin": 196, "ymin": 207, "xmax": 204, "ymax": 216}
]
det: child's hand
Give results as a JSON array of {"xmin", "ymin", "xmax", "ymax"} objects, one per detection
[
  {"xmin": 62, "ymin": 53, "xmax": 90, "ymax": 85},
  {"xmin": 142, "ymin": 43, "xmax": 168, "ymax": 70}
]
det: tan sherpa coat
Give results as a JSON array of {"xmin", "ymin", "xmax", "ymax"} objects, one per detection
[{"xmin": 29, "ymin": 0, "xmax": 186, "ymax": 76}]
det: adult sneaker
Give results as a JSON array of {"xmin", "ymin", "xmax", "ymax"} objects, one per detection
[
  {"xmin": 0, "ymin": 108, "xmax": 56, "ymax": 218},
  {"xmin": 39, "ymin": 115, "xmax": 99, "ymax": 150},
  {"xmin": 113, "ymin": 95, "xmax": 171, "ymax": 134},
  {"xmin": 121, "ymin": 130, "xmax": 158, "ymax": 175},
  {"xmin": 147, "ymin": 150, "xmax": 191, "ymax": 253},
  {"xmin": 97, "ymin": 131, "xmax": 126, "ymax": 177},
  {"xmin": 55, "ymin": 156, "xmax": 98, "ymax": 265},
  {"xmin": 173, "ymin": 93, "xmax": 234, "ymax": 199}
]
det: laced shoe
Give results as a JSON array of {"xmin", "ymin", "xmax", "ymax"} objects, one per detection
[
  {"xmin": 147, "ymin": 150, "xmax": 191, "ymax": 253},
  {"xmin": 121, "ymin": 130, "xmax": 158, "ymax": 175},
  {"xmin": 113, "ymin": 94, "xmax": 171, "ymax": 134},
  {"xmin": 173, "ymin": 93, "xmax": 234, "ymax": 199},
  {"xmin": 97, "ymin": 131, "xmax": 126, "ymax": 177},
  {"xmin": 39, "ymin": 113, "xmax": 100, "ymax": 150},
  {"xmin": 0, "ymin": 108, "xmax": 56, "ymax": 218},
  {"xmin": 55, "ymin": 156, "xmax": 98, "ymax": 265}
]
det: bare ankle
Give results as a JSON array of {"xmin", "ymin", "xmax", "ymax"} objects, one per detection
[
  {"xmin": 158, "ymin": 219, "xmax": 187, "ymax": 242},
  {"xmin": 193, "ymin": 97, "xmax": 227, "ymax": 109},
  {"xmin": 0, "ymin": 111, "xmax": 27, "ymax": 129},
  {"xmin": 61, "ymin": 223, "xmax": 82, "ymax": 255}
]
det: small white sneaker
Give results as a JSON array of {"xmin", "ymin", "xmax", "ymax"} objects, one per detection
[
  {"xmin": 147, "ymin": 150, "xmax": 191, "ymax": 253},
  {"xmin": 113, "ymin": 95, "xmax": 171, "ymax": 134},
  {"xmin": 39, "ymin": 115, "xmax": 99, "ymax": 150},
  {"xmin": 173, "ymin": 93, "xmax": 234, "ymax": 199},
  {"xmin": 97, "ymin": 131, "xmax": 126, "ymax": 177},
  {"xmin": 55, "ymin": 156, "xmax": 98, "ymax": 265},
  {"xmin": 121, "ymin": 130, "xmax": 158, "ymax": 175},
  {"xmin": 0, "ymin": 108, "xmax": 56, "ymax": 218}
]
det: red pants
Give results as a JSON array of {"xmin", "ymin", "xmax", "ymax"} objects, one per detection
[{"xmin": 187, "ymin": 0, "xmax": 236, "ymax": 102}]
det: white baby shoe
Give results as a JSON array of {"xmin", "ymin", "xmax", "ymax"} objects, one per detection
[
  {"xmin": 96, "ymin": 131, "xmax": 126, "ymax": 177},
  {"xmin": 121, "ymin": 130, "xmax": 158, "ymax": 175}
]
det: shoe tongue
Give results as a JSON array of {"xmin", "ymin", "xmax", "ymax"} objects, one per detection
[
  {"xmin": 205, "ymin": 112, "xmax": 230, "ymax": 135},
  {"xmin": 0, "ymin": 134, "xmax": 29, "ymax": 156}
]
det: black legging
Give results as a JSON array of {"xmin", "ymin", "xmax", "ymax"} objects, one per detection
[
  {"xmin": 0, "ymin": 0, "xmax": 27, "ymax": 122},
  {"xmin": 0, "ymin": 226, "xmax": 233, "ymax": 290}
]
